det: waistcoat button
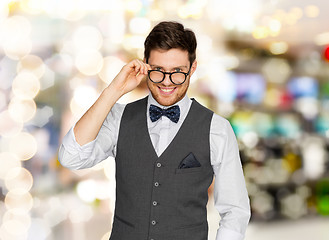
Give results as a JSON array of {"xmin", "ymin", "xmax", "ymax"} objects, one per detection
[
  {"xmin": 152, "ymin": 201, "xmax": 158, "ymax": 206},
  {"xmin": 151, "ymin": 220, "xmax": 157, "ymax": 225},
  {"xmin": 154, "ymin": 182, "xmax": 159, "ymax": 187},
  {"xmin": 156, "ymin": 162, "xmax": 162, "ymax": 168}
]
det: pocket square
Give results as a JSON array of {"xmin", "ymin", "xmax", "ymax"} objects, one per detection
[{"xmin": 178, "ymin": 152, "xmax": 201, "ymax": 169}]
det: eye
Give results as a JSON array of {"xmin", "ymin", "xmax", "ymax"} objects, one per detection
[
  {"xmin": 154, "ymin": 67, "xmax": 162, "ymax": 71},
  {"xmin": 174, "ymin": 68, "xmax": 182, "ymax": 72}
]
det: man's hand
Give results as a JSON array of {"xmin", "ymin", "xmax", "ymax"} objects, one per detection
[
  {"xmin": 73, "ymin": 59, "xmax": 150, "ymax": 146},
  {"xmin": 111, "ymin": 59, "xmax": 151, "ymax": 96}
]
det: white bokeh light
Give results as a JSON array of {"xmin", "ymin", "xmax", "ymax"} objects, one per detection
[{"xmin": 75, "ymin": 50, "xmax": 104, "ymax": 76}]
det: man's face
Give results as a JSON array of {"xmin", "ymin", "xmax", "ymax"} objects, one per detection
[{"xmin": 146, "ymin": 48, "xmax": 197, "ymax": 106}]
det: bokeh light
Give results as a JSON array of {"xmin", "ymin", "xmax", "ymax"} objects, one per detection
[
  {"xmin": 0, "ymin": 110, "xmax": 23, "ymax": 137},
  {"xmin": 124, "ymin": 0, "xmax": 142, "ymax": 14},
  {"xmin": 305, "ymin": 5, "xmax": 320, "ymax": 18},
  {"xmin": 0, "ymin": 220, "xmax": 29, "ymax": 239},
  {"xmin": 1, "ymin": 15, "xmax": 32, "ymax": 59},
  {"xmin": 241, "ymin": 131, "xmax": 259, "ymax": 149},
  {"xmin": 281, "ymin": 193, "xmax": 307, "ymax": 219},
  {"xmin": 295, "ymin": 97, "xmax": 319, "ymax": 119},
  {"xmin": 268, "ymin": 18, "xmax": 281, "ymax": 36},
  {"xmin": 12, "ymin": 71, "xmax": 40, "ymax": 100},
  {"xmin": 76, "ymin": 179, "xmax": 97, "ymax": 203},
  {"xmin": 2, "ymin": 209, "xmax": 31, "ymax": 237},
  {"xmin": 73, "ymin": 85, "xmax": 98, "ymax": 106},
  {"xmin": 251, "ymin": 191, "xmax": 274, "ymax": 219},
  {"xmin": 302, "ymin": 137, "xmax": 326, "ymax": 180},
  {"xmin": 9, "ymin": 132, "xmax": 38, "ymax": 161},
  {"xmin": 262, "ymin": 58, "xmax": 291, "ymax": 84},
  {"xmin": 252, "ymin": 26, "xmax": 269, "ymax": 39},
  {"xmin": 269, "ymin": 41, "xmax": 288, "ymax": 55},
  {"xmin": 323, "ymin": 45, "xmax": 329, "ymax": 61},
  {"xmin": 72, "ymin": 25, "xmax": 103, "ymax": 51},
  {"xmin": 68, "ymin": 205, "xmax": 93, "ymax": 223},
  {"xmin": 8, "ymin": 98, "xmax": 37, "ymax": 123},
  {"xmin": 129, "ymin": 17, "xmax": 151, "ymax": 35},
  {"xmin": 17, "ymin": 55, "xmax": 45, "ymax": 78},
  {"xmin": 99, "ymin": 56, "xmax": 126, "ymax": 84},
  {"xmin": 5, "ymin": 167, "xmax": 34, "ymax": 192},
  {"xmin": 75, "ymin": 50, "xmax": 104, "ymax": 76},
  {"xmin": 315, "ymin": 32, "xmax": 329, "ymax": 46},
  {"xmin": 0, "ymin": 152, "xmax": 22, "ymax": 180},
  {"xmin": 122, "ymin": 35, "xmax": 145, "ymax": 50},
  {"xmin": 5, "ymin": 189, "xmax": 34, "ymax": 212},
  {"xmin": 70, "ymin": 85, "xmax": 98, "ymax": 118}
]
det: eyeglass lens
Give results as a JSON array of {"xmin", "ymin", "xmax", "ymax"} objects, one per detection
[{"xmin": 149, "ymin": 71, "xmax": 186, "ymax": 85}]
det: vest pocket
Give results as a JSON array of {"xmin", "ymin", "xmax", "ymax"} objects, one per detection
[{"xmin": 175, "ymin": 166, "xmax": 203, "ymax": 174}]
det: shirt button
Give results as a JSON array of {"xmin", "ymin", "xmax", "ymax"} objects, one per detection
[
  {"xmin": 152, "ymin": 201, "xmax": 158, "ymax": 206},
  {"xmin": 156, "ymin": 163, "xmax": 162, "ymax": 168},
  {"xmin": 151, "ymin": 220, "xmax": 157, "ymax": 225},
  {"xmin": 154, "ymin": 182, "xmax": 159, "ymax": 187}
]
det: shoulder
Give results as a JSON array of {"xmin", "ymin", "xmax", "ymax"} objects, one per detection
[
  {"xmin": 211, "ymin": 112, "xmax": 235, "ymax": 137},
  {"xmin": 190, "ymin": 98, "xmax": 230, "ymax": 130},
  {"xmin": 212, "ymin": 113, "xmax": 230, "ymax": 127}
]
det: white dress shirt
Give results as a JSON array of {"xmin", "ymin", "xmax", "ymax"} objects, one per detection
[{"xmin": 59, "ymin": 93, "xmax": 250, "ymax": 240}]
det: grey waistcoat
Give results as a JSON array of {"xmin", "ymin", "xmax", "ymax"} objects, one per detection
[{"xmin": 110, "ymin": 96, "xmax": 214, "ymax": 240}]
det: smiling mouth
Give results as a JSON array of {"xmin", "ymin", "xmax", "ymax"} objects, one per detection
[{"xmin": 159, "ymin": 87, "xmax": 176, "ymax": 94}]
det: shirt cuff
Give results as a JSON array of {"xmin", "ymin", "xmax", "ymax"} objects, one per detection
[
  {"xmin": 62, "ymin": 126, "xmax": 96, "ymax": 157},
  {"xmin": 216, "ymin": 227, "xmax": 244, "ymax": 240}
]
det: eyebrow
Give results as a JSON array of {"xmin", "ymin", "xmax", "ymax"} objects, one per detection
[{"xmin": 150, "ymin": 64, "xmax": 189, "ymax": 70}]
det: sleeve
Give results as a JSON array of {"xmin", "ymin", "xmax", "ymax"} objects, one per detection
[
  {"xmin": 210, "ymin": 114, "xmax": 251, "ymax": 240},
  {"xmin": 58, "ymin": 103, "xmax": 126, "ymax": 170}
]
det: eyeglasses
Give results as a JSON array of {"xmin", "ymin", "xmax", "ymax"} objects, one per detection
[{"xmin": 148, "ymin": 67, "xmax": 191, "ymax": 85}]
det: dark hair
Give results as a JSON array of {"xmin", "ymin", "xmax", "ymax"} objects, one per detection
[{"xmin": 144, "ymin": 21, "xmax": 197, "ymax": 65}]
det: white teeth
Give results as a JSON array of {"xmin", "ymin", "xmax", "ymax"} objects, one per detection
[{"xmin": 160, "ymin": 88, "xmax": 174, "ymax": 92}]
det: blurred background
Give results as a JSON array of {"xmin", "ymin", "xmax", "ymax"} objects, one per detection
[{"xmin": 0, "ymin": 0, "xmax": 329, "ymax": 239}]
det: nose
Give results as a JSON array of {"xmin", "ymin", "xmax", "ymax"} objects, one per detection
[{"xmin": 162, "ymin": 73, "xmax": 172, "ymax": 86}]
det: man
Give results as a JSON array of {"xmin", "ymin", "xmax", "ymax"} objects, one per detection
[{"xmin": 59, "ymin": 21, "xmax": 250, "ymax": 240}]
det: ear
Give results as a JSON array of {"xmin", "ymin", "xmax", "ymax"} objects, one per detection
[{"xmin": 190, "ymin": 60, "xmax": 197, "ymax": 75}]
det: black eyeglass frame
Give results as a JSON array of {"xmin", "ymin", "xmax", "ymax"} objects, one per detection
[{"xmin": 147, "ymin": 65, "xmax": 192, "ymax": 85}]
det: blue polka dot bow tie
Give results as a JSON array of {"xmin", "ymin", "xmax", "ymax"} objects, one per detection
[{"xmin": 149, "ymin": 104, "xmax": 180, "ymax": 123}]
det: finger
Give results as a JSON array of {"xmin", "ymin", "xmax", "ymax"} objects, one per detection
[
  {"xmin": 146, "ymin": 63, "xmax": 151, "ymax": 70},
  {"xmin": 138, "ymin": 60, "xmax": 148, "ymax": 75},
  {"xmin": 140, "ymin": 63, "xmax": 147, "ymax": 75},
  {"xmin": 136, "ymin": 60, "xmax": 148, "ymax": 75},
  {"xmin": 123, "ymin": 60, "xmax": 138, "ymax": 75},
  {"xmin": 141, "ymin": 62, "xmax": 150, "ymax": 75},
  {"xmin": 134, "ymin": 60, "xmax": 141, "ymax": 74}
]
